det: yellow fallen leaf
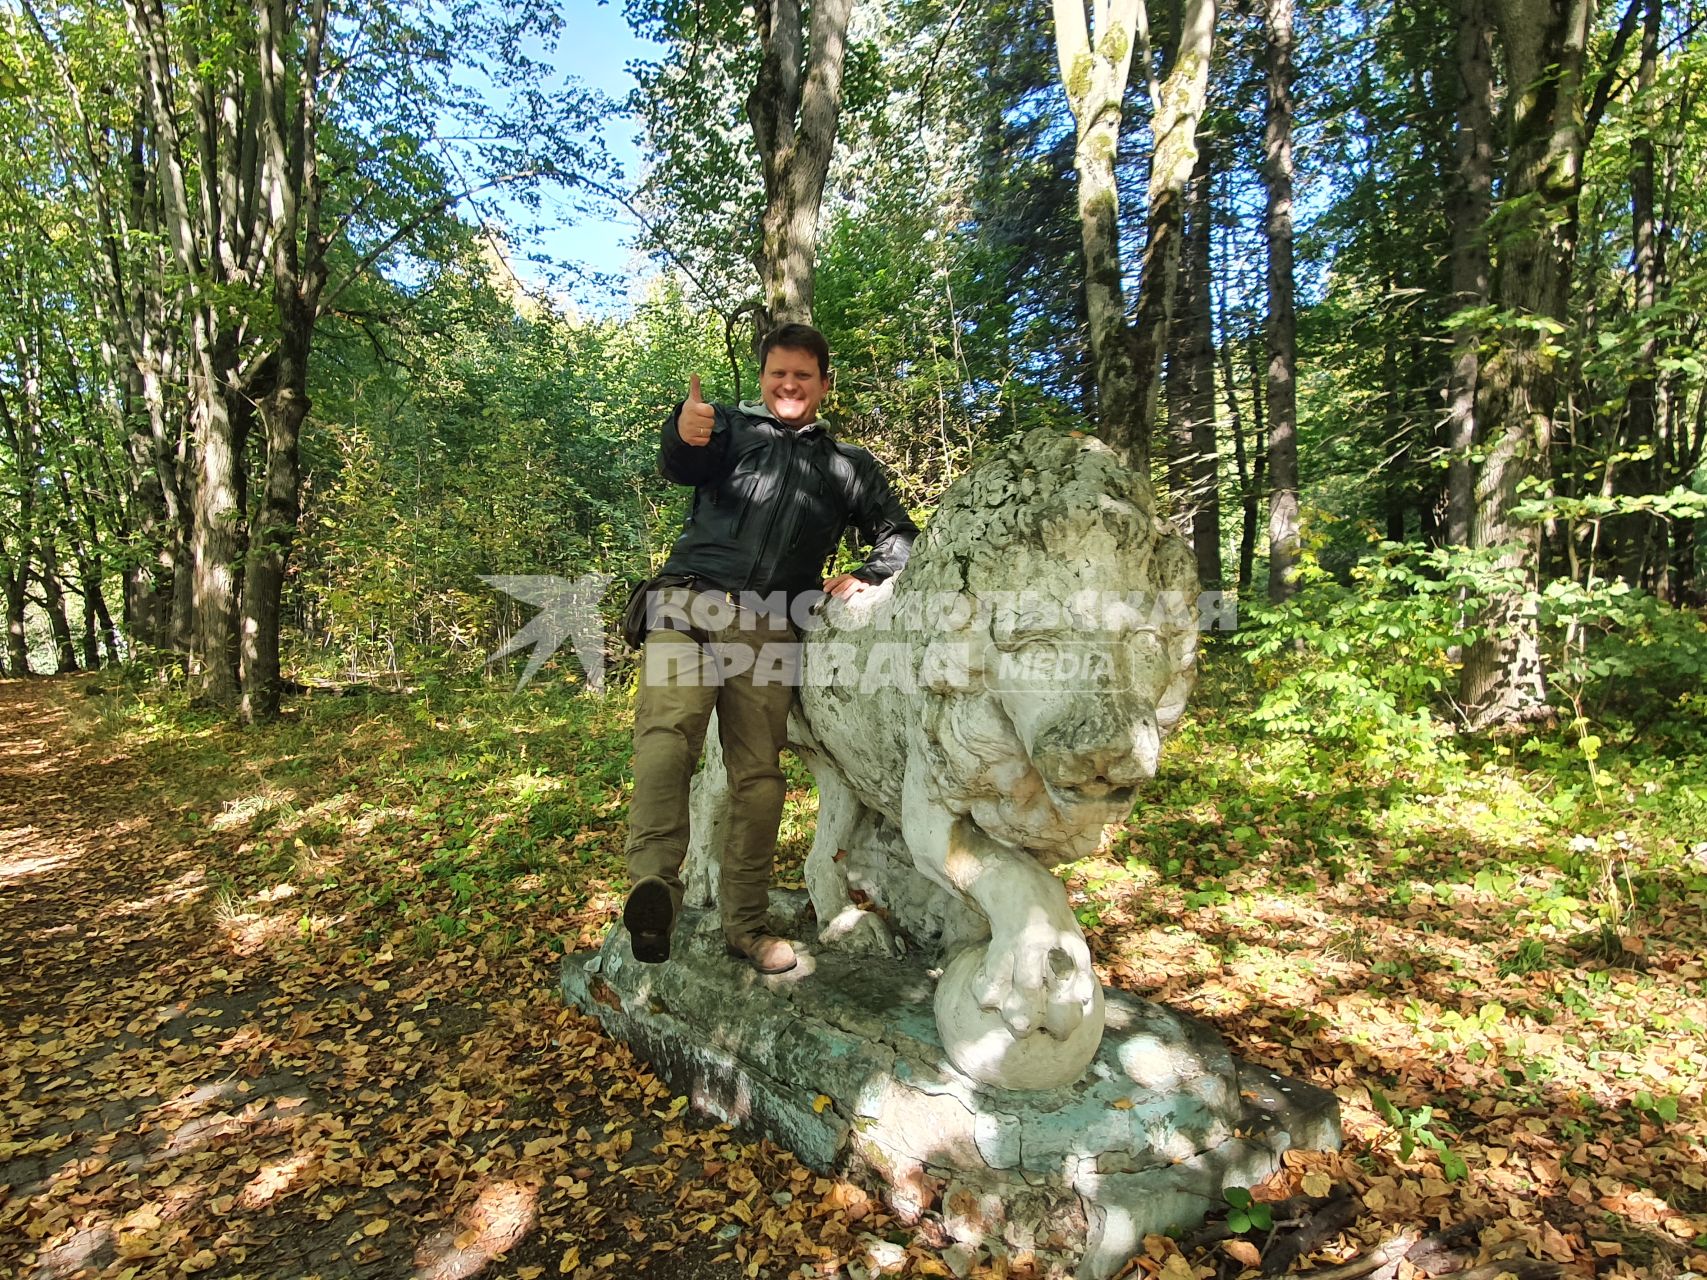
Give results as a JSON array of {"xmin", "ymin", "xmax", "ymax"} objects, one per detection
[
  {"xmin": 812, "ymin": 1094, "xmax": 832, "ymax": 1114},
  {"xmin": 1301, "ymin": 1171, "xmax": 1333, "ymax": 1197},
  {"xmin": 181, "ymin": 1250, "xmax": 218, "ymax": 1273},
  {"xmin": 454, "ymin": 1228, "xmax": 480, "ymax": 1250},
  {"xmin": 518, "ymin": 1268, "xmax": 545, "ymax": 1280},
  {"xmin": 558, "ymin": 1244, "xmax": 580, "ymax": 1273},
  {"xmin": 363, "ymin": 1219, "xmax": 389, "ymax": 1237},
  {"xmin": 1110, "ymin": 1097, "xmax": 1134, "ymax": 1110}
]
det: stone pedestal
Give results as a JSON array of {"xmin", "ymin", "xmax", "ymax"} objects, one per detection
[{"xmin": 560, "ymin": 893, "xmax": 1340, "ymax": 1280}]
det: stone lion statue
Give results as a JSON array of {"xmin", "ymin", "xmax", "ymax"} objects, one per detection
[{"xmin": 685, "ymin": 429, "xmax": 1199, "ymax": 1089}]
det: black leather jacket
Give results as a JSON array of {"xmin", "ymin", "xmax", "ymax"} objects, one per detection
[{"xmin": 655, "ymin": 400, "xmax": 917, "ymax": 598}]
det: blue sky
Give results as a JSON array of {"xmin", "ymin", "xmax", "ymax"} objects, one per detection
[{"xmin": 499, "ymin": 1, "xmax": 661, "ymax": 303}]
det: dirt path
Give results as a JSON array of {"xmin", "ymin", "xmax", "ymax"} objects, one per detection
[{"xmin": 0, "ymin": 679, "xmax": 878, "ymax": 1280}]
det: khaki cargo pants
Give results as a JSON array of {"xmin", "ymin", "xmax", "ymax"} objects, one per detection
[{"xmin": 624, "ymin": 589, "xmax": 799, "ymax": 944}]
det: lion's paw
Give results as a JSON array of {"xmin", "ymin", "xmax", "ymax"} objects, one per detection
[
  {"xmin": 818, "ymin": 906, "xmax": 903, "ymax": 958},
  {"xmin": 973, "ymin": 922, "xmax": 1096, "ymax": 1041},
  {"xmin": 935, "ymin": 940, "xmax": 1105, "ymax": 1089}
]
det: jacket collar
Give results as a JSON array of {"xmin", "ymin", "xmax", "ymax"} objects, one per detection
[{"xmin": 739, "ymin": 399, "xmax": 827, "ymax": 436}]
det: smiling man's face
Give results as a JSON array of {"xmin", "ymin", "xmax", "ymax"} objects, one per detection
[{"xmin": 759, "ymin": 345, "xmax": 829, "ymax": 428}]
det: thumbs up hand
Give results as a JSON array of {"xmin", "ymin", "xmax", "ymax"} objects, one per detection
[{"xmin": 679, "ymin": 374, "xmax": 715, "ymax": 447}]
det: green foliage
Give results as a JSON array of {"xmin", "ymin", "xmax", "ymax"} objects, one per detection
[
  {"xmin": 1539, "ymin": 576, "xmax": 1707, "ymax": 721},
  {"xmin": 1237, "ymin": 540, "xmax": 1486, "ymax": 771},
  {"xmin": 1221, "ymin": 1185, "xmax": 1273, "ymax": 1234},
  {"xmin": 295, "ymin": 272, "xmax": 728, "ymax": 679},
  {"xmin": 1370, "ymin": 1088, "xmax": 1468, "ymax": 1180}
]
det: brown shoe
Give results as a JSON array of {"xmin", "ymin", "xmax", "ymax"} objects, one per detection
[{"xmin": 725, "ymin": 933, "xmax": 797, "ymax": 974}]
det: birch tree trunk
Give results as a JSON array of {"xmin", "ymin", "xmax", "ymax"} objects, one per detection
[
  {"xmin": 748, "ymin": 0, "xmax": 856, "ymax": 330},
  {"xmin": 1460, "ymin": 0, "xmax": 1596, "ymax": 730},
  {"xmin": 1054, "ymin": 0, "xmax": 1215, "ymax": 469},
  {"xmin": 1054, "ymin": 0, "xmax": 1144, "ymax": 461},
  {"xmin": 1263, "ymin": 0, "xmax": 1300, "ymax": 602}
]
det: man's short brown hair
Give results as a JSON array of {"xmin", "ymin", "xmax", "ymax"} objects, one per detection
[{"xmin": 759, "ymin": 323, "xmax": 831, "ymax": 377}]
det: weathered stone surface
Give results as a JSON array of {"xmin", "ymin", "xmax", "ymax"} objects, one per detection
[{"xmin": 562, "ymin": 892, "xmax": 1340, "ymax": 1279}]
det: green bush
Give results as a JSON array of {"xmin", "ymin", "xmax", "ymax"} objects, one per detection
[{"xmin": 1237, "ymin": 543, "xmax": 1485, "ymax": 771}]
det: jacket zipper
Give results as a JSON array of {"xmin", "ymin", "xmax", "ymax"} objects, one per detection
[{"xmin": 744, "ymin": 426, "xmax": 797, "ymax": 591}]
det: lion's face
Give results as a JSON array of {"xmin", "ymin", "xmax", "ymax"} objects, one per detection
[{"xmin": 923, "ymin": 542, "xmax": 1198, "ymax": 858}]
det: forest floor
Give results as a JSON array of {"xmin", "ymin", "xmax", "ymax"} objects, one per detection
[{"xmin": 2, "ymin": 667, "xmax": 1705, "ymax": 1280}]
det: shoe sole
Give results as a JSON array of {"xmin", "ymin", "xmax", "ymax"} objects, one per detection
[{"xmin": 624, "ymin": 880, "xmax": 674, "ymax": 963}]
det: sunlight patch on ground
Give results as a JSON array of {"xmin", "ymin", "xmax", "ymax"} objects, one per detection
[
  {"xmin": 210, "ymin": 787, "xmax": 297, "ymax": 831},
  {"xmin": 238, "ymin": 1151, "xmax": 319, "ymax": 1209},
  {"xmin": 115, "ymin": 867, "xmax": 207, "ymax": 917},
  {"xmin": 411, "ymin": 1179, "xmax": 538, "ymax": 1280},
  {"xmin": 217, "ymin": 906, "xmax": 301, "ymax": 955},
  {"xmin": 0, "ymin": 843, "xmax": 75, "ymax": 881}
]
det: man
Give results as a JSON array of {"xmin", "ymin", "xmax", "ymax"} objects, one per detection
[{"xmin": 622, "ymin": 324, "xmax": 917, "ymax": 974}]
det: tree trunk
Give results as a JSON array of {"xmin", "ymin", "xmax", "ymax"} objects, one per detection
[
  {"xmin": 1264, "ymin": 0, "xmax": 1300, "ymax": 602},
  {"xmin": 1058, "ymin": 0, "xmax": 1215, "ymax": 469},
  {"xmin": 121, "ymin": 358, "xmax": 187, "ymax": 655},
  {"xmin": 1610, "ymin": 0, "xmax": 1663, "ymax": 587},
  {"xmin": 748, "ymin": 0, "xmax": 855, "ymax": 330},
  {"xmin": 238, "ymin": 0, "xmax": 328, "ymax": 723},
  {"xmin": 1221, "ymin": 329, "xmax": 1261, "ymax": 596},
  {"xmin": 1166, "ymin": 203, "xmax": 1195, "ymax": 528},
  {"xmin": 39, "ymin": 542, "xmax": 79, "ymax": 674},
  {"xmin": 1053, "ymin": 0, "xmax": 1145, "ymax": 462},
  {"xmin": 1185, "ymin": 148, "xmax": 1221, "ymax": 588},
  {"xmin": 1445, "ymin": 0, "xmax": 1496, "ymax": 547},
  {"xmin": 1243, "ymin": 333, "xmax": 1267, "ymax": 593},
  {"xmin": 3, "ymin": 561, "xmax": 29, "ymax": 676},
  {"xmin": 81, "ymin": 582, "xmax": 101, "ymax": 669},
  {"xmin": 1460, "ymin": 0, "xmax": 1595, "ymax": 730},
  {"xmin": 1384, "ymin": 335, "xmax": 1407, "ymax": 544},
  {"xmin": 188, "ymin": 362, "xmax": 244, "ymax": 703},
  {"xmin": 91, "ymin": 574, "xmax": 121, "ymax": 665},
  {"xmin": 240, "ymin": 363, "xmax": 310, "ymax": 722}
]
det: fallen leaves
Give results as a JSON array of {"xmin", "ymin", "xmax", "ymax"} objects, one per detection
[
  {"xmin": 9, "ymin": 674, "xmax": 1707, "ymax": 1280},
  {"xmin": 0, "ymin": 680, "xmax": 929, "ymax": 1280}
]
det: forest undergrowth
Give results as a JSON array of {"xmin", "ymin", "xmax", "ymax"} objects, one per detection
[{"xmin": 4, "ymin": 634, "xmax": 1705, "ymax": 1280}]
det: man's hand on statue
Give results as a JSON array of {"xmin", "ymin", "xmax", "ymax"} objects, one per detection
[
  {"xmin": 679, "ymin": 374, "xmax": 715, "ymax": 447},
  {"xmin": 823, "ymin": 574, "xmax": 869, "ymax": 600}
]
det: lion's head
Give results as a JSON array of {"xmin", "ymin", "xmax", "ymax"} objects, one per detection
[{"xmin": 892, "ymin": 430, "xmax": 1200, "ymax": 859}]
